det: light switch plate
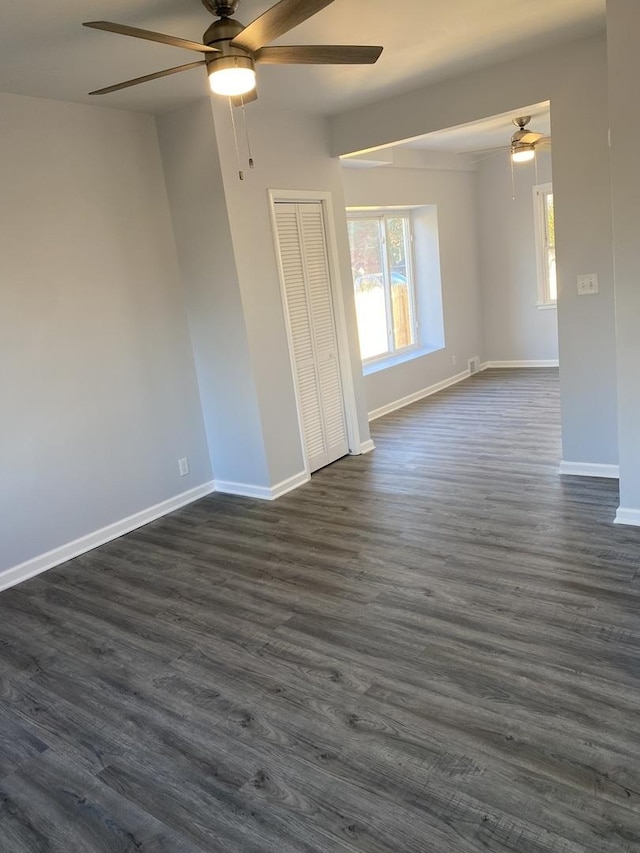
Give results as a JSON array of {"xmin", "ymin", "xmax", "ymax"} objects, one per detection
[{"xmin": 577, "ymin": 274, "xmax": 598, "ymax": 295}]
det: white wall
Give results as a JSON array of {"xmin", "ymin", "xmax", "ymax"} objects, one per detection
[
  {"xmin": 607, "ymin": 0, "xmax": 640, "ymax": 516},
  {"xmin": 341, "ymin": 165, "xmax": 482, "ymax": 416},
  {"xmin": 478, "ymin": 150, "xmax": 558, "ymax": 363},
  {"xmin": 550, "ymin": 40, "xmax": 617, "ymax": 468},
  {"xmin": 330, "ymin": 34, "xmax": 618, "ymax": 469},
  {"xmin": 0, "ymin": 93, "xmax": 212, "ymax": 573}
]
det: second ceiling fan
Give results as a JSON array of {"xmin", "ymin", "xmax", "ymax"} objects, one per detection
[
  {"xmin": 510, "ymin": 116, "xmax": 551, "ymax": 163},
  {"xmin": 84, "ymin": 0, "xmax": 383, "ymax": 102}
]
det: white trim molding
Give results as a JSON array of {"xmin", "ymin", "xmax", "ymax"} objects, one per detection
[
  {"xmin": 614, "ymin": 507, "xmax": 640, "ymax": 527},
  {"xmin": 214, "ymin": 470, "xmax": 309, "ymax": 501},
  {"xmin": 481, "ymin": 360, "xmax": 559, "ymax": 369},
  {"xmin": 559, "ymin": 461, "xmax": 620, "ymax": 479},
  {"xmin": 533, "ymin": 181, "xmax": 555, "ymax": 308},
  {"xmin": 357, "ymin": 439, "xmax": 376, "ymax": 454},
  {"xmin": 0, "ymin": 481, "xmax": 215, "ymax": 594},
  {"xmin": 368, "ymin": 368, "xmax": 471, "ymax": 421}
]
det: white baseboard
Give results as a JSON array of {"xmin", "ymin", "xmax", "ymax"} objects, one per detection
[
  {"xmin": 481, "ymin": 360, "xmax": 559, "ymax": 369},
  {"xmin": 0, "ymin": 481, "xmax": 215, "ymax": 594},
  {"xmin": 357, "ymin": 439, "xmax": 376, "ymax": 454},
  {"xmin": 214, "ymin": 470, "xmax": 309, "ymax": 501},
  {"xmin": 368, "ymin": 369, "xmax": 471, "ymax": 421},
  {"xmin": 559, "ymin": 461, "xmax": 620, "ymax": 479},
  {"xmin": 271, "ymin": 470, "xmax": 310, "ymax": 498},
  {"xmin": 614, "ymin": 507, "xmax": 640, "ymax": 527}
]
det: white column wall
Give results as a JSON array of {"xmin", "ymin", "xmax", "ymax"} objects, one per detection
[
  {"xmin": 209, "ymin": 101, "xmax": 371, "ymax": 483},
  {"xmin": 607, "ymin": 0, "xmax": 640, "ymax": 518},
  {"xmin": 156, "ymin": 100, "xmax": 270, "ymax": 490}
]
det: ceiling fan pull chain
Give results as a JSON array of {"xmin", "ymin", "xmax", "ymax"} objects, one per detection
[
  {"xmin": 228, "ymin": 97, "xmax": 244, "ymax": 180},
  {"xmin": 241, "ymin": 101, "xmax": 255, "ymax": 170},
  {"xmin": 510, "ymin": 155, "xmax": 515, "ymax": 201}
]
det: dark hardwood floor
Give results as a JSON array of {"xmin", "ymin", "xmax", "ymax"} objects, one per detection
[{"xmin": 2, "ymin": 368, "xmax": 640, "ymax": 852}]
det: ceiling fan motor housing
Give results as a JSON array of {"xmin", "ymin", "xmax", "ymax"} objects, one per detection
[
  {"xmin": 202, "ymin": 15, "xmax": 245, "ymax": 47},
  {"xmin": 202, "ymin": 15, "xmax": 254, "ymax": 80},
  {"xmin": 205, "ymin": 52, "xmax": 256, "ymax": 81},
  {"xmin": 201, "ymin": 0, "xmax": 239, "ymax": 17},
  {"xmin": 511, "ymin": 116, "xmax": 532, "ymax": 143}
]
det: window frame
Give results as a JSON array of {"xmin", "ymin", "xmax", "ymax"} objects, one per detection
[
  {"xmin": 532, "ymin": 182, "xmax": 557, "ymax": 309},
  {"xmin": 347, "ymin": 210, "xmax": 419, "ymax": 365}
]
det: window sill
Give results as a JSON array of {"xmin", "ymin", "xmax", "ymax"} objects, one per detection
[
  {"xmin": 363, "ymin": 344, "xmax": 444, "ymax": 376},
  {"xmin": 537, "ymin": 302, "xmax": 557, "ymax": 311}
]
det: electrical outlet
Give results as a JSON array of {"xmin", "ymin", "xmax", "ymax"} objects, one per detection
[
  {"xmin": 577, "ymin": 274, "xmax": 598, "ymax": 295},
  {"xmin": 468, "ymin": 356, "xmax": 480, "ymax": 374},
  {"xmin": 178, "ymin": 457, "xmax": 190, "ymax": 477},
  {"xmin": 451, "ymin": 355, "xmax": 457, "ymax": 366}
]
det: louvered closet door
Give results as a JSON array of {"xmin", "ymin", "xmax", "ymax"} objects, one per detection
[{"xmin": 275, "ymin": 201, "xmax": 349, "ymax": 473}]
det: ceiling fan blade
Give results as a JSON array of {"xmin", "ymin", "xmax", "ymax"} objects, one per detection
[
  {"xmin": 469, "ymin": 146, "xmax": 510, "ymax": 163},
  {"xmin": 520, "ymin": 131, "xmax": 544, "ymax": 144},
  {"xmin": 535, "ymin": 136, "xmax": 552, "ymax": 151},
  {"xmin": 89, "ymin": 60, "xmax": 206, "ymax": 95},
  {"xmin": 231, "ymin": 88, "xmax": 258, "ymax": 107},
  {"xmin": 230, "ymin": 0, "xmax": 335, "ymax": 53},
  {"xmin": 83, "ymin": 22, "xmax": 220, "ymax": 53},
  {"xmin": 255, "ymin": 44, "xmax": 383, "ymax": 65}
]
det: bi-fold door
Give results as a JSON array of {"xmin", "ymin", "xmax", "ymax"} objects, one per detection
[{"xmin": 274, "ymin": 200, "xmax": 349, "ymax": 473}]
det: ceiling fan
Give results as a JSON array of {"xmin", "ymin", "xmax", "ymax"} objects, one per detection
[
  {"xmin": 84, "ymin": 0, "xmax": 383, "ymax": 103},
  {"xmin": 510, "ymin": 116, "xmax": 551, "ymax": 163}
]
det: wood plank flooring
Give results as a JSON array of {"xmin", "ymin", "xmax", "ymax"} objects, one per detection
[{"xmin": 2, "ymin": 368, "xmax": 640, "ymax": 852}]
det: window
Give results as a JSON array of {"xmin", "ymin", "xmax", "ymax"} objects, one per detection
[
  {"xmin": 533, "ymin": 183, "xmax": 556, "ymax": 307},
  {"xmin": 347, "ymin": 213, "xmax": 417, "ymax": 362}
]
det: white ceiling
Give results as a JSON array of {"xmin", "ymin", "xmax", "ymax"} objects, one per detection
[
  {"xmin": 339, "ymin": 102, "xmax": 552, "ymax": 171},
  {"xmin": 400, "ymin": 103, "xmax": 552, "ymax": 155},
  {"xmin": 0, "ymin": 0, "xmax": 605, "ymax": 116},
  {"xmin": 340, "ymin": 102, "xmax": 551, "ymax": 169},
  {"xmin": 341, "ymin": 101, "xmax": 551, "ymax": 170}
]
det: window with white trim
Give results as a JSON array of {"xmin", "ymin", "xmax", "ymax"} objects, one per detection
[
  {"xmin": 533, "ymin": 183, "xmax": 557, "ymax": 307},
  {"xmin": 347, "ymin": 213, "xmax": 417, "ymax": 362}
]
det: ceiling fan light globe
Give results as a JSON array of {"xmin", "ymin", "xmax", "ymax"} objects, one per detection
[
  {"xmin": 206, "ymin": 55, "xmax": 256, "ymax": 96},
  {"xmin": 209, "ymin": 66, "xmax": 256, "ymax": 95},
  {"xmin": 511, "ymin": 142, "xmax": 535, "ymax": 163}
]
